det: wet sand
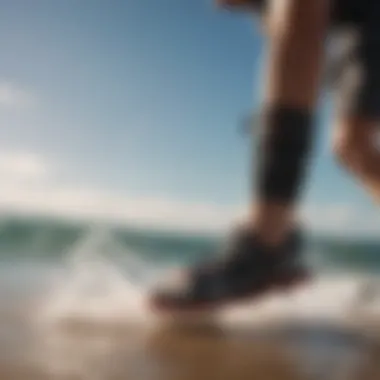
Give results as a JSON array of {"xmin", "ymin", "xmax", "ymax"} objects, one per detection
[{"xmin": 1, "ymin": 297, "xmax": 380, "ymax": 380}]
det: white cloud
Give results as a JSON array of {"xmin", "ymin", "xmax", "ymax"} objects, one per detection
[
  {"xmin": 0, "ymin": 152, "xmax": 49, "ymax": 183},
  {"xmin": 301, "ymin": 203, "xmax": 355, "ymax": 230},
  {"xmin": 0, "ymin": 184, "xmax": 241, "ymax": 233},
  {"xmin": 0, "ymin": 82, "xmax": 36, "ymax": 108}
]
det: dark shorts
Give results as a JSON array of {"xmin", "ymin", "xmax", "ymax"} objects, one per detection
[{"xmin": 332, "ymin": 1, "xmax": 380, "ymax": 119}]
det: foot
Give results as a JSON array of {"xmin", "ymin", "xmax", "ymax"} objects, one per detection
[{"xmin": 149, "ymin": 226, "xmax": 310, "ymax": 313}]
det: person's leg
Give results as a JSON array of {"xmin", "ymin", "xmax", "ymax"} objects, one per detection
[
  {"xmin": 332, "ymin": 4, "xmax": 380, "ymax": 202},
  {"xmin": 251, "ymin": 0, "xmax": 329, "ymax": 247},
  {"xmin": 333, "ymin": 117, "xmax": 380, "ymax": 201},
  {"xmin": 150, "ymin": 0, "xmax": 331, "ymax": 312}
]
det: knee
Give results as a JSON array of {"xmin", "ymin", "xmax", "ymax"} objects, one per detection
[{"xmin": 332, "ymin": 128, "xmax": 367, "ymax": 166}]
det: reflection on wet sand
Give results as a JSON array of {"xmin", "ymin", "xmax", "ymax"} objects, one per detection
[
  {"xmin": 146, "ymin": 325, "xmax": 303, "ymax": 380},
  {"xmin": 12, "ymin": 316, "xmax": 378, "ymax": 380}
]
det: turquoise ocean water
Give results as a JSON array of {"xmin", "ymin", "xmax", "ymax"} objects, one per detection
[{"xmin": 0, "ymin": 215, "xmax": 379, "ymax": 275}]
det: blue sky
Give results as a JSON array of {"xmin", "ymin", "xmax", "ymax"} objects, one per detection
[{"xmin": 0, "ymin": 0, "xmax": 377, "ymax": 235}]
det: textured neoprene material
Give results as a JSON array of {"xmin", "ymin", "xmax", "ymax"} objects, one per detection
[{"xmin": 256, "ymin": 106, "xmax": 314, "ymax": 203}]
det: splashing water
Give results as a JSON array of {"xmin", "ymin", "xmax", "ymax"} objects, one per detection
[
  {"xmin": 32, "ymin": 223, "xmax": 380, "ymax": 333},
  {"xmin": 38, "ymin": 226, "xmax": 163, "ymax": 327}
]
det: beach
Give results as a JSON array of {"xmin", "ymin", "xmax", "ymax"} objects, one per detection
[
  {"xmin": 3, "ymin": 0, "xmax": 380, "ymax": 378},
  {"xmin": 0, "ymin": 218, "xmax": 380, "ymax": 380},
  {"xmin": 1, "ymin": 265, "xmax": 380, "ymax": 380}
]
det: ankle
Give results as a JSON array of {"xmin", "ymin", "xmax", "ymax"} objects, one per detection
[
  {"xmin": 251, "ymin": 204, "xmax": 295, "ymax": 248},
  {"xmin": 255, "ymin": 225, "xmax": 292, "ymax": 248}
]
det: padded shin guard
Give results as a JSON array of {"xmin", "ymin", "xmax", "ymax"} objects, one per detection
[{"xmin": 256, "ymin": 106, "xmax": 315, "ymax": 203}]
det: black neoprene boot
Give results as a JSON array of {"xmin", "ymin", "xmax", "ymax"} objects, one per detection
[{"xmin": 149, "ymin": 227, "xmax": 310, "ymax": 313}]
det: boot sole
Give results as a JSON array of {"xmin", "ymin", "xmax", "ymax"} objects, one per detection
[{"xmin": 149, "ymin": 267, "xmax": 311, "ymax": 315}]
